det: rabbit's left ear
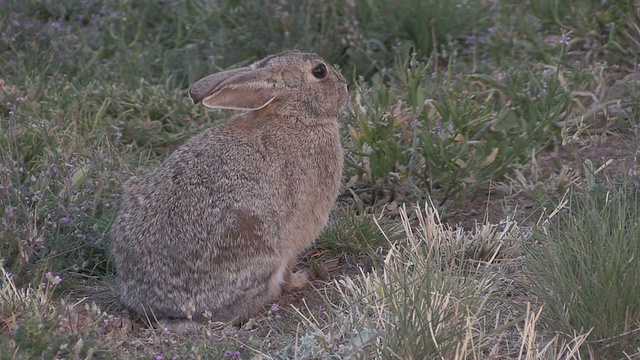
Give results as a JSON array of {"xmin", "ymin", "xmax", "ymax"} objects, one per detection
[{"xmin": 189, "ymin": 67, "xmax": 280, "ymax": 111}]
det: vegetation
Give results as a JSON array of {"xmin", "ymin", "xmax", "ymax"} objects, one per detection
[{"xmin": 1, "ymin": 0, "xmax": 639, "ymax": 358}]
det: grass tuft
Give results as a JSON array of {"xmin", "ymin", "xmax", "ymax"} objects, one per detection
[
  {"xmin": 527, "ymin": 185, "xmax": 640, "ymax": 358},
  {"xmin": 289, "ymin": 202, "xmax": 592, "ymax": 358}
]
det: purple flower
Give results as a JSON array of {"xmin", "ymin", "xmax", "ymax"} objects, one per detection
[
  {"xmin": 560, "ymin": 31, "xmax": 572, "ymax": 46},
  {"xmin": 224, "ymin": 351, "xmax": 232, "ymax": 357},
  {"xmin": 61, "ymin": 217, "xmax": 70, "ymax": 224},
  {"xmin": 550, "ymin": 31, "xmax": 573, "ymax": 46},
  {"xmin": 46, "ymin": 272, "xmax": 62, "ymax": 285},
  {"xmin": 488, "ymin": 27, "xmax": 498, "ymax": 36},
  {"xmin": 234, "ymin": 351, "xmax": 241, "ymax": 359},
  {"xmin": 154, "ymin": 355, "xmax": 163, "ymax": 360},
  {"xmin": 465, "ymin": 35, "xmax": 475, "ymax": 46},
  {"xmin": 411, "ymin": 119, "xmax": 420, "ymax": 130}
]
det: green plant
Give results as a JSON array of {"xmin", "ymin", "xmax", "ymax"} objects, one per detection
[
  {"xmin": 345, "ymin": 51, "xmax": 572, "ymax": 206},
  {"xmin": 355, "ymin": 0, "xmax": 490, "ymax": 57},
  {"xmin": 316, "ymin": 207, "xmax": 389, "ymax": 258},
  {"xmin": 527, "ymin": 186, "xmax": 640, "ymax": 358},
  {"xmin": 529, "ymin": 0, "xmax": 640, "ymax": 65},
  {"xmin": 0, "ymin": 264, "xmax": 99, "ymax": 359}
]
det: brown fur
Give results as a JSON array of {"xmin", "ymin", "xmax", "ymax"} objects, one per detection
[{"xmin": 109, "ymin": 50, "xmax": 348, "ymax": 330}]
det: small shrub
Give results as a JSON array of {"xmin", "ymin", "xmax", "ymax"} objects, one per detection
[{"xmin": 345, "ymin": 52, "xmax": 571, "ymax": 206}]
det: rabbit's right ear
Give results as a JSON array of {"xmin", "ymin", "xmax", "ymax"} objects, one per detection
[{"xmin": 189, "ymin": 67, "xmax": 280, "ymax": 111}]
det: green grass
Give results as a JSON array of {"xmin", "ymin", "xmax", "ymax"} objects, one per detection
[
  {"xmin": 527, "ymin": 186, "xmax": 640, "ymax": 358},
  {"xmin": 1, "ymin": 0, "xmax": 639, "ymax": 358}
]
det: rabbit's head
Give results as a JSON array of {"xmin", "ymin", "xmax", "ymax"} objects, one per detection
[{"xmin": 188, "ymin": 50, "xmax": 348, "ymax": 122}]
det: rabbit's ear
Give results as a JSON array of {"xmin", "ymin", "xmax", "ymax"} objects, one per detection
[
  {"xmin": 189, "ymin": 68, "xmax": 279, "ymax": 111},
  {"xmin": 189, "ymin": 67, "xmax": 250, "ymax": 104},
  {"xmin": 202, "ymin": 83, "xmax": 277, "ymax": 111}
]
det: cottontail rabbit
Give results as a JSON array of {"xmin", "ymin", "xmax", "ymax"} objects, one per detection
[{"xmin": 110, "ymin": 50, "xmax": 348, "ymax": 330}]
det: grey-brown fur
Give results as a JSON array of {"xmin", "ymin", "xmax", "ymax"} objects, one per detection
[{"xmin": 110, "ymin": 50, "xmax": 348, "ymax": 328}]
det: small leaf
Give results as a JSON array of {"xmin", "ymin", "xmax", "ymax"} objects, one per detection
[
  {"xmin": 482, "ymin": 148, "xmax": 500, "ymax": 166},
  {"xmin": 60, "ymin": 164, "xmax": 91, "ymax": 197},
  {"xmin": 73, "ymin": 338, "xmax": 84, "ymax": 358},
  {"xmin": 491, "ymin": 110, "xmax": 519, "ymax": 131},
  {"xmin": 455, "ymin": 159, "xmax": 467, "ymax": 169},
  {"xmin": 71, "ymin": 165, "xmax": 90, "ymax": 188}
]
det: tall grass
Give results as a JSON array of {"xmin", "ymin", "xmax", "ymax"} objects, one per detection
[{"xmin": 527, "ymin": 186, "xmax": 640, "ymax": 358}]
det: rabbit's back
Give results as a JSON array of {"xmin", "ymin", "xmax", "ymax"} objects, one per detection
[{"xmin": 112, "ymin": 125, "xmax": 288, "ymax": 321}]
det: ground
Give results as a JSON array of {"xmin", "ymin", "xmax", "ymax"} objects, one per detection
[{"xmin": 59, "ymin": 131, "xmax": 638, "ymax": 358}]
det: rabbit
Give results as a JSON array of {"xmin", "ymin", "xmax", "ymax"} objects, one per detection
[{"xmin": 110, "ymin": 50, "xmax": 349, "ymax": 331}]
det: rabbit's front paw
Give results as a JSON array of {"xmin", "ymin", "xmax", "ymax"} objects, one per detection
[{"xmin": 284, "ymin": 270, "xmax": 309, "ymax": 292}]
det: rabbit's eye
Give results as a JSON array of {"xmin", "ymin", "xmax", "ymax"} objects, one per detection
[{"xmin": 312, "ymin": 64, "xmax": 327, "ymax": 79}]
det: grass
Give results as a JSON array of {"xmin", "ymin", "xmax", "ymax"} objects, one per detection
[
  {"xmin": 527, "ymin": 186, "xmax": 640, "ymax": 358},
  {"xmin": 1, "ymin": 0, "xmax": 639, "ymax": 358},
  {"xmin": 294, "ymin": 203, "xmax": 586, "ymax": 359}
]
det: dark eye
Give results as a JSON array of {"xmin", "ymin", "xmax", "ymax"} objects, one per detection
[{"xmin": 312, "ymin": 63, "xmax": 327, "ymax": 79}]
